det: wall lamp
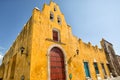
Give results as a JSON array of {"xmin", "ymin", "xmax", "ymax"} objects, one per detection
[
  {"xmin": 20, "ymin": 47, "xmax": 25, "ymax": 54},
  {"xmin": 20, "ymin": 47, "xmax": 28, "ymax": 56}
]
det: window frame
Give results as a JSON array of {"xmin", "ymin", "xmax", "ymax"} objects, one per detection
[
  {"xmin": 83, "ymin": 62, "xmax": 91, "ymax": 78},
  {"xmin": 107, "ymin": 64, "xmax": 112, "ymax": 72},
  {"xmin": 93, "ymin": 62, "xmax": 100, "ymax": 74},
  {"xmin": 57, "ymin": 16, "xmax": 62, "ymax": 25},
  {"xmin": 52, "ymin": 28, "xmax": 60, "ymax": 42},
  {"xmin": 54, "ymin": 6, "xmax": 57, "ymax": 11},
  {"xmin": 50, "ymin": 11, "xmax": 54, "ymax": 21},
  {"xmin": 101, "ymin": 63, "xmax": 107, "ymax": 76}
]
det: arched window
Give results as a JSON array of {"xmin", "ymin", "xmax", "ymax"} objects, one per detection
[
  {"xmin": 50, "ymin": 12, "xmax": 54, "ymax": 21},
  {"xmin": 57, "ymin": 16, "xmax": 61, "ymax": 24},
  {"xmin": 52, "ymin": 29, "xmax": 60, "ymax": 42}
]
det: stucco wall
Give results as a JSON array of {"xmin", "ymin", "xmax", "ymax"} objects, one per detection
[
  {"xmin": 1, "ymin": 17, "xmax": 33, "ymax": 80},
  {"xmin": 30, "ymin": 2, "xmax": 110, "ymax": 80}
]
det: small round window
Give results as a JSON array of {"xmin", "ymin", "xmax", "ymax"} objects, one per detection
[
  {"xmin": 57, "ymin": 16, "xmax": 61, "ymax": 24},
  {"xmin": 50, "ymin": 12, "xmax": 54, "ymax": 21}
]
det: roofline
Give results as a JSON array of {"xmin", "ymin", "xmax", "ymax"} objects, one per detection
[{"xmin": 102, "ymin": 38, "xmax": 113, "ymax": 46}]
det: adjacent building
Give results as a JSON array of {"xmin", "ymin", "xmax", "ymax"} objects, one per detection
[
  {"xmin": 101, "ymin": 39, "xmax": 120, "ymax": 77},
  {"xmin": 1, "ymin": 1, "xmax": 119, "ymax": 80},
  {"xmin": 116, "ymin": 55, "xmax": 120, "ymax": 68}
]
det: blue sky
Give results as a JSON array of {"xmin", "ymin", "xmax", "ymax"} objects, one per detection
[{"xmin": 0, "ymin": 0, "xmax": 120, "ymax": 62}]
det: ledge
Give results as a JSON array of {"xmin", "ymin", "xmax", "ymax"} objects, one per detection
[{"xmin": 45, "ymin": 38, "xmax": 66, "ymax": 45}]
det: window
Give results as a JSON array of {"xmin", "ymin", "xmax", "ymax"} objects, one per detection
[
  {"xmin": 54, "ymin": 6, "xmax": 57, "ymax": 11},
  {"xmin": 52, "ymin": 29, "xmax": 60, "ymax": 41},
  {"xmin": 107, "ymin": 64, "xmax": 111, "ymax": 72},
  {"xmin": 84, "ymin": 62, "xmax": 91, "ymax": 77},
  {"xmin": 50, "ymin": 12, "xmax": 54, "ymax": 21},
  {"xmin": 57, "ymin": 16, "xmax": 61, "ymax": 24},
  {"xmin": 101, "ymin": 63, "xmax": 107, "ymax": 76},
  {"xmin": 94, "ymin": 63, "xmax": 99, "ymax": 74}
]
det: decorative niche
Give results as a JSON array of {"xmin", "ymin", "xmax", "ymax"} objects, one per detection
[
  {"xmin": 20, "ymin": 47, "xmax": 25, "ymax": 54},
  {"xmin": 50, "ymin": 11, "xmax": 54, "ymax": 21},
  {"xmin": 20, "ymin": 47, "xmax": 28, "ymax": 57},
  {"xmin": 57, "ymin": 16, "xmax": 62, "ymax": 24}
]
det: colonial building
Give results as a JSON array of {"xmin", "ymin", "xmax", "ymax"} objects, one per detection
[
  {"xmin": 0, "ymin": 1, "xmax": 112, "ymax": 80},
  {"xmin": 101, "ymin": 39, "xmax": 120, "ymax": 77}
]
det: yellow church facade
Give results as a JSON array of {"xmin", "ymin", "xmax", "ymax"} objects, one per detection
[{"xmin": 0, "ymin": 2, "xmax": 111, "ymax": 80}]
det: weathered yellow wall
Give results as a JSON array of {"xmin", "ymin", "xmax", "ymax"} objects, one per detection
[
  {"xmin": 30, "ymin": 2, "xmax": 110, "ymax": 80},
  {"xmin": 1, "ymin": 17, "xmax": 33, "ymax": 80},
  {"xmin": 0, "ymin": 64, "xmax": 4, "ymax": 79}
]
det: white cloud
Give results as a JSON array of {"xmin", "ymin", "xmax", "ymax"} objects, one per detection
[
  {"xmin": 0, "ymin": 46, "xmax": 4, "ymax": 65},
  {"xmin": 0, "ymin": 55, "xmax": 3, "ymax": 59},
  {"xmin": 0, "ymin": 52, "xmax": 3, "ymax": 65}
]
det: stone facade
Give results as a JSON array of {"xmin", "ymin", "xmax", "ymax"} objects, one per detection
[
  {"xmin": 116, "ymin": 55, "xmax": 120, "ymax": 66},
  {"xmin": 0, "ymin": 2, "xmax": 111, "ymax": 80},
  {"xmin": 101, "ymin": 39, "xmax": 120, "ymax": 77}
]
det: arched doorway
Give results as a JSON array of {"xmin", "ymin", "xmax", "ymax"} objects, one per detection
[{"xmin": 50, "ymin": 47, "xmax": 66, "ymax": 80}]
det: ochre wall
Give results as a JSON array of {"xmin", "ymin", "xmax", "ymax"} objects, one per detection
[
  {"xmin": 30, "ymin": 2, "xmax": 110, "ymax": 80},
  {"xmin": 0, "ymin": 64, "xmax": 4, "ymax": 79},
  {"xmin": 1, "ymin": 18, "xmax": 33, "ymax": 80}
]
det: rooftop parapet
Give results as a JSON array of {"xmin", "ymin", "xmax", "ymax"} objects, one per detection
[{"xmin": 78, "ymin": 39, "xmax": 104, "ymax": 53}]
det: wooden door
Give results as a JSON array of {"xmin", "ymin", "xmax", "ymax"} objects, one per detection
[{"xmin": 50, "ymin": 47, "xmax": 66, "ymax": 80}]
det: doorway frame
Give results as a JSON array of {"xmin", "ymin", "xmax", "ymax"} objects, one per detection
[{"xmin": 47, "ymin": 44, "xmax": 68, "ymax": 80}]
